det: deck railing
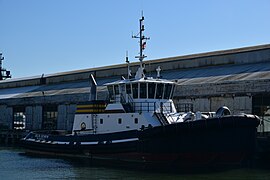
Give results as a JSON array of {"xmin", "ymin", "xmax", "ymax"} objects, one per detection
[{"xmin": 129, "ymin": 101, "xmax": 173, "ymax": 113}]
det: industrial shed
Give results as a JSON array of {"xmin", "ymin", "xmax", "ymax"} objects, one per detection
[{"xmin": 0, "ymin": 44, "xmax": 269, "ymax": 132}]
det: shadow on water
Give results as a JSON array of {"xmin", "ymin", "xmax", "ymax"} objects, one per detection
[
  {"xmin": 64, "ymin": 158, "xmax": 270, "ymax": 179},
  {"xmin": 2, "ymin": 147, "xmax": 270, "ymax": 180}
]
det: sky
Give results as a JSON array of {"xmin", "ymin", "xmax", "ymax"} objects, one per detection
[{"xmin": 0, "ymin": 0, "xmax": 270, "ymax": 79}]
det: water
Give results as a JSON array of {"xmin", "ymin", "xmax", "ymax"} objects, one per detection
[{"xmin": 1, "ymin": 147, "xmax": 270, "ymax": 180}]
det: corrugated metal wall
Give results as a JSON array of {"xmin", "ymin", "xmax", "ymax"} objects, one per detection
[{"xmin": 57, "ymin": 104, "xmax": 76, "ymax": 131}]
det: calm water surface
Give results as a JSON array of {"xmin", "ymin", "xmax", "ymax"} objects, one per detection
[{"xmin": 1, "ymin": 147, "xmax": 270, "ymax": 180}]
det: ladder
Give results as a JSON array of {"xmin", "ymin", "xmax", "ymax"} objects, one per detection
[
  {"xmin": 92, "ymin": 114, "xmax": 97, "ymax": 134},
  {"xmin": 155, "ymin": 112, "xmax": 169, "ymax": 126}
]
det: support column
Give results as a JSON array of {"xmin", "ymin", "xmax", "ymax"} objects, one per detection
[
  {"xmin": 32, "ymin": 106, "xmax": 42, "ymax": 130},
  {"xmin": 67, "ymin": 104, "xmax": 77, "ymax": 131},
  {"xmin": 57, "ymin": 105, "xmax": 66, "ymax": 130},
  {"xmin": 0, "ymin": 105, "xmax": 13, "ymax": 129},
  {"xmin": 25, "ymin": 106, "xmax": 33, "ymax": 130}
]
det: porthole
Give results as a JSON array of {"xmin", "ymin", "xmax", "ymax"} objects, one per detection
[
  {"xmin": 80, "ymin": 122, "xmax": 86, "ymax": 130},
  {"xmin": 118, "ymin": 118, "xmax": 122, "ymax": 124}
]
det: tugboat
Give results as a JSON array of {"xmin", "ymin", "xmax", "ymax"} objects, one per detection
[{"xmin": 21, "ymin": 16, "xmax": 260, "ymax": 169}]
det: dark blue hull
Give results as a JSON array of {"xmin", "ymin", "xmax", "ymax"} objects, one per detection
[{"xmin": 21, "ymin": 115, "xmax": 260, "ymax": 168}]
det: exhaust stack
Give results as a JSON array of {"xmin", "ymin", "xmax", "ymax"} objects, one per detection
[{"xmin": 89, "ymin": 74, "xmax": 97, "ymax": 101}]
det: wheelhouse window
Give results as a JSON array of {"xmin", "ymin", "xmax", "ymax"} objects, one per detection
[
  {"xmin": 164, "ymin": 84, "xmax": 173, "ymax": 99},
  {"xmin": 42, "ymin": 105, "xmax": 58, "ymax": 130},
  {"xmin": 120, "ymin": 84, "xmax": 126, "ymax": 94},
  {"xmin": 170, "ymin": 84, "xmax": 175, "ymax": 99},
  {"xmin": 140, "ymin": 83, "xmax": 147, "ymax": 98},
  {"xmin": 148, "ymin": 83, "xmax": 156, "ymax": 99},
  {"xmin": 156, "ymin": 83, "xmax": 164, "ymax": 99},
  {"xmin": 126, "ymin": 84, "xmax": 132, "ymax": 94},
  {"xmin": 114, "ymin": 85, "xmax": 119, "ymax": 95},
  {"xmin": 107, "ymin": 85, "xmax": 114, "ymax": 100},
  {"xmin": 132, "ymin": 83, "xmax": 138, "ymax": 99},
  {"xmin": 13, "ymin": 106, "xmax": 26, "ymax": 130}
]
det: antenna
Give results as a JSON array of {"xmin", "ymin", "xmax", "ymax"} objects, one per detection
[
  {"xmin": 126, "ymin": 51, "xmax": 132, "ymax": 79},
  {"xmin": 132, "ymin": 14, "xmax": 150, "ymax": 79},
  {"xmin": 0, "ymin": 53, "xmax": 11, "ymax": 80},
  {"xmin": 126, "ymin": 51, "xmax": 129, "ymax": 63}
]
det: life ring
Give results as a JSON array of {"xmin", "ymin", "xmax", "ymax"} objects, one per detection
[{"xmin": 81, "ymin": 122, "xmax": 86, "ymax": 130}]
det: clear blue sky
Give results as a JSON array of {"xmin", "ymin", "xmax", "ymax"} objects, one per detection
[{"xmin": 1, "ymin": 0, "xmax": 269, "ymax": 78}]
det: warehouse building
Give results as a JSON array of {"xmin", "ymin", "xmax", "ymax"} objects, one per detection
[{"xmin": 0, "ymin": 44, "xmax": 269, "ymax": 132}]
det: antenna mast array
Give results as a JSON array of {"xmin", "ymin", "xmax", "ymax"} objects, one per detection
[
  {"xmin": 132, "ymin": 14, "xmax": 150, "ymax": 71},
  {"xmin": 0, "ymin": 53, "xmax": 11, "ymax": 80}
]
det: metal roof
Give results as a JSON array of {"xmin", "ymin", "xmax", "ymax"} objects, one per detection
[
  {"xmin": 0, "ymin": 62, "xmax": 269, "ymax": 100},
  {"xmin": 1, "ymin": 44, "xmax": 269, "ymax": 86},
  {"xmin": 0, "ymin": 85, "xmax": 40, "ymax": 99},
  {"xmin": 162, "ymin": 62, "xmax": 270, "ymax": 85}
]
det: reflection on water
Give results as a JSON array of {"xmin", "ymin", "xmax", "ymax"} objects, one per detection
[{"xmin": 1, "ymin": 147, "xmax": 270, "ymax": 180}]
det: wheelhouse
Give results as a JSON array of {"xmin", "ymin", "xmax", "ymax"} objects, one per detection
[
  {"xmin": 105, "ymin": 78, "xmax": 177, "ymax": 114},
  {"xmin": 106, "ymin": 78, "xmax": 176, "ymax": 102}
]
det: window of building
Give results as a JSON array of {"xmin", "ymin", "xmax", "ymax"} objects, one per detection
[
  {"xmin": 100, "ymin": 119, "xmax": 104, "ymax": 124},
  {"xmin": 134, "ymin": 118, "xmax": 138, "ymax": 124},
  {"xmin": 118, "ymin": 118, "xmax": 122, "ymax": 124},
  {"xmin": 42, "ymin": 105, "xmax": 58, "ymax": 130},
  {"xmin": 13, "ymin": 106, "xmax": 26, "ymax": 130}
]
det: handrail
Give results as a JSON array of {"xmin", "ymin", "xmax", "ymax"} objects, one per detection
[
  {"xmin": 129, "ymin": 101, "xmax": 173, "ymax": 114},
  {"xmin": 132, "ymin": 102, "xmax": 156, "ymax": 113},
  {"xmin": 127, "ymin": 94, "xmax": 134, "ymax": 104},
  {"xmin": 161, "ymin": 103, "xmax": 174, "ymax": 123},
  {"xmin": 127, "ymin": 94, "xmax": 135, "ymax": 112},
  {"xmin": 175, "ymin": 103, "xmax": 193, "ymax": 113}
]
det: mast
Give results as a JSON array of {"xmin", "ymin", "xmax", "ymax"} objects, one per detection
[{"xmin": 132, "ymin": 14, "xmax": 150, "ymax": 78}]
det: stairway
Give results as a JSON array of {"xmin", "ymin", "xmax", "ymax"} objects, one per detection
[
  {"xmin": 123, "ymin": 103, "xmax": 134, "ymax": 113},
  {"xmin": 155, "ymin": 112, "xmax": 169, "ymax": 126}
]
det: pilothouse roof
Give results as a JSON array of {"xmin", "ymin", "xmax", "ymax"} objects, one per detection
[{"xmin": 105, "ymin": 77, "xmax": 175, "ymax": 86}]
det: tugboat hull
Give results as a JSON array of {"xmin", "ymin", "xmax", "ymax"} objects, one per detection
[{"xmin": 21, "ymin": 115, "xmax": 259, "ymax": 168}]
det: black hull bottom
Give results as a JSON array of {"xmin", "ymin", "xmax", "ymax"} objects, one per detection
[{"xmin": 21, "ymin": 115, "xmax": 259, "ymax": 169}]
